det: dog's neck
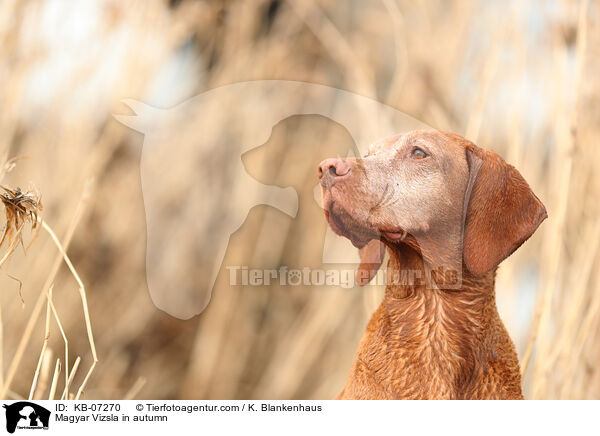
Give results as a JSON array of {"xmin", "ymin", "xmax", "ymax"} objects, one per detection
[
  {"xmin": 384, "ymin": 242, "xmax": 496, "ymax": 300},
  {"xmin": 376, "ymin": 243, "xmax": 503, "ymax": 398}
]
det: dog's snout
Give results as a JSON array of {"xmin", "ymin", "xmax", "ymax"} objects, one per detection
[{"xmin": 318, "ymin": 158, "xmax": 351, "ymax": 184}]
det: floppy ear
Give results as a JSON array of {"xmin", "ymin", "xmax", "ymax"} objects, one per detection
[
  {"xmin": 356, "ymin": 239, "xmax": 386, "ymax": 286},
  {"xmin": 463, "ymin": 146, "xmax": 547, "ymax": 276}
]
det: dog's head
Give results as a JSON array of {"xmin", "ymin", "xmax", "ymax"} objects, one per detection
[{"xmin": 318, "ymin": 130, "xmax": 547, "ymax": 285}]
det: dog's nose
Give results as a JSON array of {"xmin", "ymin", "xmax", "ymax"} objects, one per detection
[{"xmin": 318, "ymin": 158, "xmax": 351, "ymax": 183}]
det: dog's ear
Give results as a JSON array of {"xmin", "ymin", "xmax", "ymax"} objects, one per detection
[
  {"xmin": 463, "ymin": 146, "xmax": 547, "ymax": 276},
  {"xmin": 356, "ymin": 239, "xmax": 386, "ymax": 286}
]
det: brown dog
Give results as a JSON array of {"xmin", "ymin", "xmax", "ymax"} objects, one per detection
[{"xmin": 318, "ymin": 130, "xmax": 547, "ymax": 399}]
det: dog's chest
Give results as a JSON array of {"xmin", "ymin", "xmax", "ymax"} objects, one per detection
[{"xmin": 349, "ymin": 293, "xmax": 485, "ymax": 399}]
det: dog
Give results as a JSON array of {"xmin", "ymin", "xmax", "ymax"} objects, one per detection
[{"xmin": 318, "ymin": 130, "xmax": 547, "ymax": 399}]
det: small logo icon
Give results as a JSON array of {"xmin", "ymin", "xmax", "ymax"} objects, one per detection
[{"xmin": 3, "ymin": 402, "xmax": 50, "ymax": 433}]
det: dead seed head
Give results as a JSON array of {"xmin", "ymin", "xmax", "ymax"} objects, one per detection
[{"xmin": 0, "ymin": 185, "xmax": 43, "ymax": 250}]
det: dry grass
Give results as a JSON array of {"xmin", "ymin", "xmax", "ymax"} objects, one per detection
[{"xmin": 0, "ymin": 0, "xmax": 598, "ymax": 400}]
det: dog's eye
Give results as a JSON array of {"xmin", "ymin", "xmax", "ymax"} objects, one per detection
[{"xmin": 411, "ymin": 147, "xmax": 429, "ymax": 160}]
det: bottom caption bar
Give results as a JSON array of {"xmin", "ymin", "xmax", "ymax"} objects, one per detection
[{"xmin": 0, "ymin": 400, "xmax": 596, "ymax": 435}]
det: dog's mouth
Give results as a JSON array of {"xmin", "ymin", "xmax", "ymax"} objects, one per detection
[
  {"xmin": 324, "ymin": 201, "xmax": 376, "ymax": 248},
  {"xmin": 380, "ymin": 228, "xmax": 408, "ymax": 242},
  {"xmin": 324, "ymin": 199, "xmax": 410, "ymax": 248}
]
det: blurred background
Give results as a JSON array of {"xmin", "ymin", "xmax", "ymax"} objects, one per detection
[{"xmin": 0, "ymin": 0, "xmax": 599, "ymax": 400}]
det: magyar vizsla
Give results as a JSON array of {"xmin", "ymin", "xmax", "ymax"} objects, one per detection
[{"xmin": 318, "ymin": 130, "xmax": 547, "ymax": 399}]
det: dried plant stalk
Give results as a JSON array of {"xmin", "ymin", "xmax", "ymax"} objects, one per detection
[
  {"xmin": 124, "ymin": 377, "xmax": 147, "ymax": 400},
  {"xmin": 61, "ymin": 356, "xmax": 80, "ymax": 400},
  {"xmin": 48, "ymin": 359, "xmax": 61, "ymax": 401},
  {"xmin": 28, "ymin": 289, "xmax": 52, "ymax": 400},
  {"xmin": 1, "ymin": 182, "xmax": 90, "ymax": 399}
]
